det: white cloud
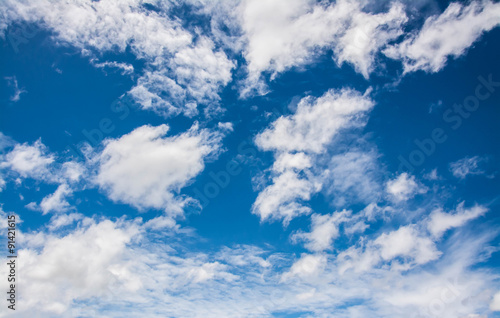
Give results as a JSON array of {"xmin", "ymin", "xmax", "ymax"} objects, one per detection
[
  {"xmin": 292, "ymin": 210, "xmax": 350, "ymax": 252},
  {"xmin": 0, "ymin": 132, "xmax": 15, "ymax": 150},
  {"xmin": 39, "ymin": 184, "xmax": 73, "ymax": 214},
  {"xmin": 171, "ymin": 38, "xmax": 235, "ymax": 106},
  {"xmin": 386, "ymin": 173, "xmax": 427, "ymax": 203},
  {"xmin": 332, "ymin": 2, "xmax": 406, "ymax": 78},
  {"xmin": 239, "ymin": 0, "xmax": 406, "ymax": 92},
  {"xmin": 128, "ymin": 70, "xmax": 191, "ymax": 116},
  {"xmin": 255, "ymin": 88, "xmax": 373, "ymax": 153},
  {"xmin": 48, "ymin": 213, "xmax": 84, "ymax": 231},
  {"xmin": 379, "ymin": 232, "xmax": 495, "ymax": 318},
  {"xmin": 427, "ymin": 202, "xmax": 488, "ymax": 238},
  {"xmin": 1, "ymin": 139, "xmax": 54, "ymax": 180},
  {"xmin": 423, "ymin": 168, "xmax": 440, "ymax": 180},
  {"xmin": 128, "ymin": 38, "xmax": 235, "ymax": 117},
  {"xmin": 96, "ymin": 124, "xmax": 222, "ymax": 215},
  {"xmin": 2, "ymin": 0, "xmax": 234, "ymax": 117},
  {"xmin": 338, "ymin": 225, "xmax": 441, "ymax": 274},
  {"xmin": 0, "ymin": 138, "xmax": 89, "ymax": 189},
  {"xmin": 449, "ymin": 156, "xmax": 486, "ymax": 179},
  {"xmin": 375, "ymin": 226, "xmax": 441, "ymax": 266},
  {"xmin": 0, "ymin": 174, "xmax": 5, "ymax": 192},
  {"xmin": 12, "ymin": 218, "xmax": 141, "ymax": 315},
  {"xmin": 0, "ymin": 213, "xmax": 495, "ymax": 318},
  {"xmin": 5, "ymin": 76, "xmax": 26, "ymax": 102},
  {"xmin": 272, "ymin": 152, "xmax": 312, "ymax": 173},
  {"xmin": 491, "ymin": 291, "xmax": 500, "ymax": 311},
  {"xmin": 252, "ymin": 169, "xmax": 319, "ymax": 224},
  {"xmin": 187, "ymin": 262, "xmax": 236, "ymax": 284},
  {"xmin": 385, "ymin": 1, "xmax": 500, "ymax": 73},
  {"xmin": 324, "ymin": 149, "xmax": 382, "ymax": 206},
  {"xmin": 253, "ymin": 88, "xmax": 373, "ymax": 224},
  {"xmin": 0, "ymin": 217, "xmax": 272, "ymax": 317},
  {"xmin": 1, "ymin": 0, "xmax": 191, "ymax": 58},
  {"xmin": 143, "ymin": 215, "xmax": 177, "ymax": 231},
  {"xmin": 90, "ymin": 59, "xmax": 134, "ymax": 75},
  {"xmin": 215, "ymin": 245, "xmax": 271, "ymax": 269},
  {"xmin": 281, "ymin": 253, "xmax": 326, "ymax": 281},
  {"xmin": 61, "ymin": 161, "xmax": 85, "ymax": 182}
]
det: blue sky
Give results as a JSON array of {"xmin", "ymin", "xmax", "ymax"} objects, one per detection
[{"xmin": 0, "ymin": 0, "xmax": 500, "ymax": 317}]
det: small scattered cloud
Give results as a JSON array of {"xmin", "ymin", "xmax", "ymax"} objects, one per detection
[
  {"xmin": 428, "ymin": 100, "xmax": 443, "ymax": 113},
  {"xmin": 5, "ymin": 76, "xmax": 27, "ymax": 102},
  {"xmin": 449, "ymin": 156, "xmax": 486, "ymax": 179},
  {"xmin": 423, "ymin": 168, "xmax": 440, "ymax": 180},
  {"xmin": 386, "ymin": 173, "xmax": 427, "ymax": 202},
  {"xmin": 90, "ymin": 59, "xmax": 134, "ymax": 75}
]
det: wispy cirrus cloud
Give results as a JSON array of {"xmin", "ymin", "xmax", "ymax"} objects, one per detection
[
  {"xmin": 4, "ymin": 76, "xmax": 26, "ymax": 102},
  {"xmin": 449, "ymin": 155, "xmax": 487, "ymax": 179}
]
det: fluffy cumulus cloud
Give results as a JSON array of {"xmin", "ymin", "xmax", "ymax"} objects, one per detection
[
  {"xmin": 256, "ymin": 88, "xmax": 373, "ymax": 154},
  {"xmin": 238, "ymin": 0, "xmax": 406, "ymax": 92},
  {"xmin": 338, "ymin": 225, "xmax": 441, "ymax": 274},
  {"xmin": 281, "ymin": 253, "xmax": 327, "ymax": 281},
  {"xmin": 386, "ymin": 172, "xmax": 427, "ymax": 203},
  {"xmin": 1, "ymin": 1, "xmax": 500, "ymax": 317},
  {"xmin": 14, "ymin": 219, "xmax": 141, "ymax": 315},
  {"xmin": 96, "ymin": 124, "xmax": 223, "ymax": 215},
  {"xmin": 0, "ymin": 126, "xmax": 223, "ymax": 218},
  {"xmin": 374, "ymin": 226, "xmax": 441, "ymax": 266},
  {"xmin": 385, "ymin": 0, "xmax": 500, "ymax": 73},
  {"xmin": 253, "ymin": 88, "xmax": 373, "ymax": 223}
]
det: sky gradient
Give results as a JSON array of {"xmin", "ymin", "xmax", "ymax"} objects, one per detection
[{"xmin": 1, "ymin": 0, "xmax": 500, "ymax": 317}]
